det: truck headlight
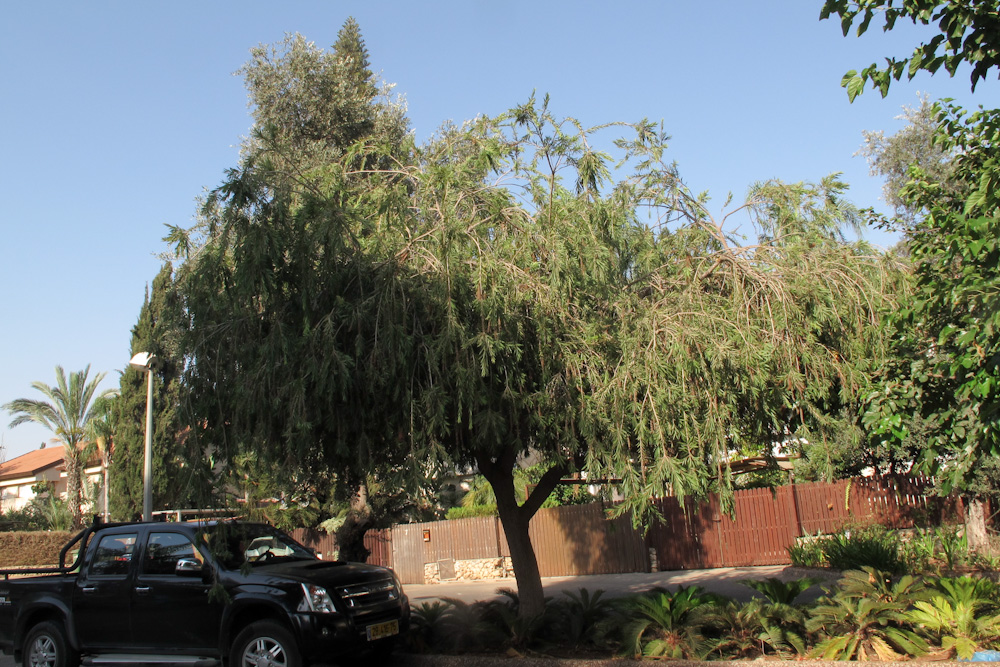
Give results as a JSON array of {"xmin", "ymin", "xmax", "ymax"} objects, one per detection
[{"xmin": 298, "ymin": 583, "xmax": 336, "ymax": 614}]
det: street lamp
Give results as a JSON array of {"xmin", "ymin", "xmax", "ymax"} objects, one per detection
[{"xmin": 129, "ymin": 352, "xmax": 156, "ymax": 522}]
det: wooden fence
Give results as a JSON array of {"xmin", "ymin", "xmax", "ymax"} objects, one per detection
[{"xmin": 293, "ymin": 476, "xmax": 963, "ymax": 584}]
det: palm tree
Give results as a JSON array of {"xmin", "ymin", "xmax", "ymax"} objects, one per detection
[
  {"xmin": 3, "ymin": 365, "xmax": 117, "ymax": 528},
  {"xmin": 86, "ymin": 396, "xmax": 116, "ymax": 522}
]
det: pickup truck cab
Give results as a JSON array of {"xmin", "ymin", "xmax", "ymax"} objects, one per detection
[{"xmin": 0, "ymin": 520, "xmax": 409, "ymax": 667}]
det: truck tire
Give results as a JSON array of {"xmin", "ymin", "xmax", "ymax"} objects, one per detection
[
  {"xmin": 22, "ymin": 620, "xmax": 79, "ymax": 667},
  {"xmin": 230, "ymin": 620, "xmax": 301, "ymax": 667}
]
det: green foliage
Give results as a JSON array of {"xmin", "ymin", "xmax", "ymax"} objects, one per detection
[
  {"xmin": 744, "ymin": 576, "xmax": 821, "ymax": 605},
  {"xmin": 933, "ymin": 576, "xmax": 1000, "ymax": 612},
  {"xmin": 822, "ymin": 525, "xmax": 904, "ymax": 572},
  {"xmin": 457, "ymin": 466, "xmax": 596, "ymax": 513},
  {"xmin": 807, "ymin": 567, "xmax": 931, "ymax": 660},
  {"xmin": 918, "ymin": 577, "xmax": 1000, "ymax": 657},
  {"xmin": 788, "ymin": 537, "xmax": 827, "ymax": 568},
  {"xmin": 821, "ymin": 0, "xmax": 1000, "ymax": 100},
  {"xmin": 445, "ymin": 505, "xmax": 497, "ymax": 520},
  {"xmin": 828, "ymin": 0, "xmax": 999, "ymax": 529},
  {"xmin": 408, "ymin": 601, "xmax": 452, "ymax": 653},
  {"xmin": 111, "ymin": 263, "xmax": 213, "ymax": 520},
  {"xmin": 1, "ymin": 493, "xmax": 73, "ymax": 532},
  {"xmin": 863, "ymin": 103, "xmax": 1000, "ymax": 506},
  {"xmin": 858, "ymin": 95, "xmax": 962, "ymax": 227},
  {"xmin": 937, "ymin": 524, "xmax": 969, "ymax": 570},
  {"xmin": 405, "ymin": 573, "xmax": 1000, "ymax": 659},
  {"xmin": 619, "ymin": 586, "xmax": 717, "ymax": 659},
  {"xmin": 900, "ymin": 527, "xmax": 939, "ymax": 572},
  {"xmin": 700, "ymin": 597, "xmax": 808, "ymax": 659},
  {"xmin": 172, "ymin": 21, "xmax": 904, "ymax": 618},
  {"xmin": 788, "ymin": 525, "xmax": 903, "ymax": 572},
  {"xmin": 551, "ymin": 588, "xmax": 617, "ymax": 650},
  {"xmin": 408, "ymin": 591, "xmax": 556, "ymax": 654}
]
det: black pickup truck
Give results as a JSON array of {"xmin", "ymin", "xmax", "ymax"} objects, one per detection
[{"xmin": 0, "ymin": 519, "xmax": 409, "ymax": 667}]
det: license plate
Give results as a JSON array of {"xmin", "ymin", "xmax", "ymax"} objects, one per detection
[{"xmin": 365, "ymin": 619, "xmax": 399, "ymax": 641}]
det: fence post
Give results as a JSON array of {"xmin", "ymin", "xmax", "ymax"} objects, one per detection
[{"xmin": 790, "ymin": 475, "xmax": 803, "ymax": 538}]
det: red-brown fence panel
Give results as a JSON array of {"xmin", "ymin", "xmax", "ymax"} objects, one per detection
[
  {"xmin": 288, "ymin": 527, "xmax": 336, "ymax": 560},
  {"xmin": 646, "ymin": 497, "xmax": 706, "ymax": 570},
  {"xmin": 720, "ymin": 486, "xmax": 797, "ymax": 566},
  {"xmin": 529, "ymin": 503, "xmax": 647, "ymax": 576},
  {"xmin": 294, "ymin": 475, "xmax": 959, "ymax": 583},
  {"xmin": 364, "ymin": 528, "xmax": 393, "ymax": 569}
]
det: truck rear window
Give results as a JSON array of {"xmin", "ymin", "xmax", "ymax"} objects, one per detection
[{"xmin": 202, "ymin": 524, "xmax": 315, "ymax": 569}]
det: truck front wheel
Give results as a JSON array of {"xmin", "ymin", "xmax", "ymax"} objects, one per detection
[
  {"xmin": 23, "ymin": 620, "xmax": 79, "ymax": 667},
  {"xmin": 230, "ymin": 620, "xmax": 301, "ymax": 667}
]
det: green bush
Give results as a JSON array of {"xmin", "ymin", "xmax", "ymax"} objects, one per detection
[
  {"xmin": 445, "ymin": 504, "xmax": 497, "ymax": 520},
  {"xmin": 822, "ymin": 526, "xmax": 903, "ymax": 572},
  {"xmin": 789, "ymin": 525, "xmax": 903, "ymax": 573},
  {"xmin": 788, "ymin": 537, "xmax": 826, "ymax": 568}
]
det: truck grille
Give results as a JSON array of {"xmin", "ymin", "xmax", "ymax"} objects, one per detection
[{"xmin": 335, "ymin": 577, "xmax": 399, "ymax": 611}]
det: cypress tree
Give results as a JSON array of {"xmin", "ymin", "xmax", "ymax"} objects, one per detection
[{"xmin": 110, "ymin": 263, "xmax": 211, "ymax": 520}]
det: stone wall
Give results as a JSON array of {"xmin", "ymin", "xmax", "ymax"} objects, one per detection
[{"xmin": 422, "ymin": 556, "xmax": 515, "ymax": 584}]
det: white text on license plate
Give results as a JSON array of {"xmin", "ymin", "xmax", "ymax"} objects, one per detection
[{"xmin": 366, "ymin": 620, "xmax": 399, "ymax": 641}]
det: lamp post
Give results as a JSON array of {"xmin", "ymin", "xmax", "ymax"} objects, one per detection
[{"xmin": 129, "ymin": 352, "xmax": 156, "ymax": 522}]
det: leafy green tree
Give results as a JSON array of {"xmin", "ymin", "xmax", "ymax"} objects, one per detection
[
  {"xmin": 171, "ymin": 17, "xmax": 900, "ymax": 617},
  {"xmin": 3, "ymin": 366, "xmax": 116, "ymax": 528},
  {"xmin": 169, "ymin": 23, "xmax": 414, "ymax": 552},
  {"xmin": 827, "ymin": 0, "xmax": 1000, "ymax": 551},
  {"xmin": 111, "ymin": 263, "xmax": 211, "ymax": 520},
  {"xmin": 821, "ymin": 1, "xmax": 1000, "ymax": 101},
  {"xmin": 858, "ymin": 95, "xmax": 962, "ymax": 227}
]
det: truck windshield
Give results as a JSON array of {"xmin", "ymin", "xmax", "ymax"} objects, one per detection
[{"xmin": 203, "ymin": 524, "xmax": 316, "ymax": 569}]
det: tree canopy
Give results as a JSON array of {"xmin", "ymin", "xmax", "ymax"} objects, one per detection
[
  {"xmin": 821, "ymin": 0, "xmax": 1000, "ymax": 100},
  {"xmin": 826, "ymin": 0, "xmax": 1000, "ymax": 547},
  {"xmin": 168, "ymin": 21, "xmax": 905, "ymax": 616},
  {"xmin": 111, "ymin": 263, "xmax": 212, "ymax": 520}
]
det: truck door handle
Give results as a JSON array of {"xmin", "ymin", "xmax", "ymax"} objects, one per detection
[
  {"xmin": 134, "ymin": 586, "xmax": 151, "ymax": 595},
  {"xmin": 81, "ymin": 586, "xmax": 96, "ymax": 594}
]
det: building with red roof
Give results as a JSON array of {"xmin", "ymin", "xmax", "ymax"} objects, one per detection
[{"xmin": 0, "ymin": 445, "xmax": 103, "ymax": 513}]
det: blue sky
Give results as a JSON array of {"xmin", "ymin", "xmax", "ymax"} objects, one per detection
[{"xmin": 1, "ymin": 2, "xmax": 995, "ymax": 461}]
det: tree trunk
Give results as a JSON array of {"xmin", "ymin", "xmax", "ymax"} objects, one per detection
[
  {"xmin": 477, "ymin": 448, "xmax": 566, "ymax": 619},
  {"xmin": 65, "ymin": 444, "xmax": 84, "ymax": 529},
  {"xmin": 335, "ymin": 483, "xmax": 372, "ymax": 562},
  {"xmin": 966, "ymin": 497, "xmax": 990, "ymax": 554}
]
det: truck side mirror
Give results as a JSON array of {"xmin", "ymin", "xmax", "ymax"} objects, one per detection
[{"xmin": 175, "ymin": 558, "xmax": 204, "ymax": 576}]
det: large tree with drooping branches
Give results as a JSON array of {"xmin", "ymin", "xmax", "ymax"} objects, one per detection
[{"xmin": 170, "ymin": 21, "xmax": 903, "ymax": 617}]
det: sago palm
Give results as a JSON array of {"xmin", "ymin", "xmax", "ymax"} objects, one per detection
[
  {"xmin": 702, "ymin": 598, "xmax": 806, "ymax": 659},
  {"xmin": 807, "ymin": 568, "xmax": 930, "ymax": 661},
  {"xmin": 909, "ymin": 594, "xmax": 1000, "ymax": 659},
  {"xmin": 620, "ymin": 586, "xmax": 715, "ymax": 659},
  {"xmin": 3, "ymin": 365, "xmax": 117, "ymax": 528}
]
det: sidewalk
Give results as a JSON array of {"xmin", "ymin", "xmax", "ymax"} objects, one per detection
[{"xmin": 404, "ymin": 564, "xmax": 839, "ymax": 606}]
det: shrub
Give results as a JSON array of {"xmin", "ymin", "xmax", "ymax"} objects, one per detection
[
  {"xmin": 788, "ymin": 536, "xmax": 826, "ymax": 568},
  {"xmin": 0, "ymin": 530, "xmax": 75, "ymax": 568},
  {"xmin": 550, "ymin": 588, "xmax": 617, "ymax": 649},
  {"xmin": 744, "ymin": 576, "xmax": 821, "ymax": 605},
  {"xmin": 445, "ymin": 505, "xmax": 497, "ymax": 520},
  {"xmin": 822, "ymin": 526, "xmax": 903, "ymax": 572},
  {"xmin": 806, "ymin": 568, "xmax": 930, "ymax": 660},
  {"xmin": 619, "ymin": 586, "xmax": 719, "ymax": 659}
]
